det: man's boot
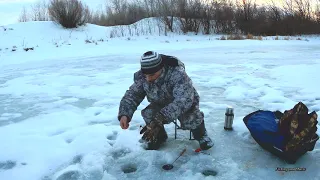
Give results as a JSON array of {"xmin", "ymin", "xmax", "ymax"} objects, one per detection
[
  {"xmin": 191, "ymin": 121, "xmax": 214, "ymax": 150},
  {"xmin": 146, "ymin": 125, "xmax": 168, "ymax": 150}
]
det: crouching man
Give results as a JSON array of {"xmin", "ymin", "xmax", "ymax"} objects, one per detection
[{"xmin": 118, "ymin": 51, "xmax": 213, "ymax": 150}]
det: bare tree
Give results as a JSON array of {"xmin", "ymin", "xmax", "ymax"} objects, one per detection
[
  {"xmin": 268, "ymin": 0, "xmax": 282, "ymax": 22},
  {"xmin": 199, "ymin": 0, "xmax": 214, "ymax": 34},
  {"xmin": 126, "ymin": 1, "xmax": 148, "ymax": 24},
  {"xmin": 213, "ymin": 0, "xmax": 236, "ymax": 34},
  {"xmin": 235, "ymin": 0, "xmax": 258, "ymax": 34},
  {"xmin": 282, "ymin": 0, "xmax": 295, "ymax": 15},
  {"xmin": 316, "ymin": 0, "xmax": 320, "ymax": 23},
  {"xmin": 18, "ymin": 6, "xmax": 29, "ymax": 22},
  {"xmin": 243, "ymin": 0, "xmax": 255, "ymax": 21},
  {"xmin": 266, "ymin": 0, "xmax": 284, "ymax": 35},
  {"xmin": 87, "ymin": 0, "xmax": 149, "ymax": 26},
  {"xmin": 156, "ymin": 0, "xmax": 176, "ymax": 32},
  {"xmin": 280, "ymin": 0, "xmax": 296, "ymax": 34},
  {"xmin": 48, "ymin": 0, "xmax": 90, "ymax": 28},
  {"xmin": 143, "ymin": 0, "xmax": 158, "ymax": 17},
  {"xmin": 106, "ymin": 0, "xmax": 136, "ymax": 25},
  {"xmin": 279, "ymin": 0, "xmax": 318, "ymax": 34},
  {"xmin": 176, "ymin": 0, "xmax": 188, "ymax": 33},
  {"xmin": 251, "ymin": 6, "xmax": 269, "ymax": 34},
  {"xmin": 107, "ymin": 0, "xmax": 128, "ymax": 25},
  {"xmin": 293, "ymin": 0, "xmax": 312, "ymax": 20},
  {"xmin": 177, "ymin": 0, "xmax": 203, "ymax": 34},
  {"xmin": 83, "ymin": 0, "xmax": 319, "ymax": 35},
  {"xmin": 31, "ymin": 0, "xmax": 49, "ymax": 21}
]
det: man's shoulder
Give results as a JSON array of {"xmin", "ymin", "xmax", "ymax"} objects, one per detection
[
  {"xmin": 168, "ymin": 62, "xmax": 186, "ymax": 73},
  {"xmin": 166, "ymin": 65, "xmax": 187, "ymax": 81},
  {"xmin": 170, "ymin": 65, "xmax": 185, "ymax": 73},
  {"xmin": 133, "ymin": 70, "xmax": 144, "ymax": 82}
]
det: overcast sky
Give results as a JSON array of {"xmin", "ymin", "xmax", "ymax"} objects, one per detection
[{"xmin": 0, "ymin": 0, "xmax": 106, "ymax": 25}]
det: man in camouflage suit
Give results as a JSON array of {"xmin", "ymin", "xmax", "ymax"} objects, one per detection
[{"xmin": 118, "ymin": 51, "xmax": 213, "ymax": 150}]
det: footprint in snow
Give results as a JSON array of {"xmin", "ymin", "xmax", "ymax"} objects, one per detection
[
  {"xmin": 106, "ymin": 155, "xmax": 149, "ymax": 178},
  {"xmin": 65, "ymin": 138, "xmax": 73, "ymax": 144},
  {"xmin": 72, "ymin": 155, "xmax": 83, "ymax": 164},
  {"xmin": 0, "ymin": 160, "xmax": 16, "ymax": 170},
  {"xmin": 111, "ymin": 148, "xmax": 131, "ymax": 159},
  {"xmin": 107, "ymin": 131, "xmax": 118, "ymax": 141},
  {"xmin": 50, "ymin": 129, "xmax": 66, "ymax": 136}
]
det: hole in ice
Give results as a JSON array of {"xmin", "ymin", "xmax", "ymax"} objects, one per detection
[
  {"xmin": 0, "ymin": 160, "xmax": 16, "ymax": 170},
  {"xmin": 121, "ymin": 164, "xmax": 137, "ymax": 174},
  {"xmin": 56, "ymin": 170, "xmax": 81, "ymax": 180},
  {"xmin": 202, "ymin": 169, "xmax": 218, "ymax": 176},
  {"xmin": 162, "ymin": 164, "xmax": 174, "ymax": 170}
]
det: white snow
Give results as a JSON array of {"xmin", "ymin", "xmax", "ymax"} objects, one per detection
[{"xmin": 0, "ymin": 20, "xmax": 320, "ymax": 180}]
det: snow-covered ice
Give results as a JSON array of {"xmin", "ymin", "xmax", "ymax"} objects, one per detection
[{"xmin": 0, "ymin": 20, "xmax": 319, "ymax": 180}]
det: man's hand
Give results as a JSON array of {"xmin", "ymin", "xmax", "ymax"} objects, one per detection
[
  {"xmin": 120, "ymin": 116, "xmax": 129, "ymax": 129},
  {"xmin": 141, "ymin": 120, "xmax": 163, "ymax": 142}
]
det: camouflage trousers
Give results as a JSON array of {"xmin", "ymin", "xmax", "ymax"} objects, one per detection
[{"xmin": 141, "ymin": 103, "xmax": 204, "ymax": 130}]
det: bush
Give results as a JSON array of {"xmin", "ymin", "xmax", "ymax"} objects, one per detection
[
  {"xmin": 48, "ymin": 0, "xmax": 90, "ymax": 28},
  {"xmin": 227, "ymin": 34, "xmax": 244, "ymax": 40},
  {"xmin": 246, "ymin": 33, "xmax": 254, "ymax": 39},
  {"xmin": 220, "ymin": 35, "xmax": 226, "ymax": 40}
]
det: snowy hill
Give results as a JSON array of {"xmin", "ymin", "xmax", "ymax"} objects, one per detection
[
  {"xmin": 1, "ymin": 18, "xmax": 316, "ymax": 66},
  {"xmin": 0, "ymin": 19, "xmax": 320, "ymax": 180},
  {"xmin": 0, "ymin": 18, "xmax": 215, "ymax": 66}
]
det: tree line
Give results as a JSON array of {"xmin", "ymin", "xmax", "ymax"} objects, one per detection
[{"xmin": 19, "ymin": 0, "xmax": 320, "ymax": 35}]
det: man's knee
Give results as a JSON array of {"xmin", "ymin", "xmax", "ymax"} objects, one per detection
[
  {"xmin": 141, "ymin": 104, "xmax": 162, "ymax": 124},
  {"xmin": 179, "ymin": 110, "xmax": 204, "ymax": 130},
  {"xmin": 141, "ymin": 107, "xmax": 152, "ymax": 122}
]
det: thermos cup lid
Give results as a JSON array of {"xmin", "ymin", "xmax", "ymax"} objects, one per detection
[{"xmin": 226, "ymin": 106, "xmax": 234, "ymax": 114}]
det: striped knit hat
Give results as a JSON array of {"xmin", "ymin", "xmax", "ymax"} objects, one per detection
[{"xmin": 140, "ymin": 51, "xmax": 164, "ymax": 74}]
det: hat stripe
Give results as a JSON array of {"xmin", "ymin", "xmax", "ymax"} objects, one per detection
[
  {"xmin": 141, "ymin": 53, "xmax": 159, "ymax": 62},
  {"xmin": 141, "ymin": 59, "xmax": 162, "ymax": 69},
  {"xmin": 141, "ymin": 57, "xmax": 161, "ymax": 65}
]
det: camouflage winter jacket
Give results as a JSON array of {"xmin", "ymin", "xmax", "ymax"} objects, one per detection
[{"xmin": 118, "ymin": 55, "xmax": 200, "ymax": 123}]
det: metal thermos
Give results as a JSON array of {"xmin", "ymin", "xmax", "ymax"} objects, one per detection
[{"xmin": 224, "ymin": 107, "xmax": 234, "ymax": 130}]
